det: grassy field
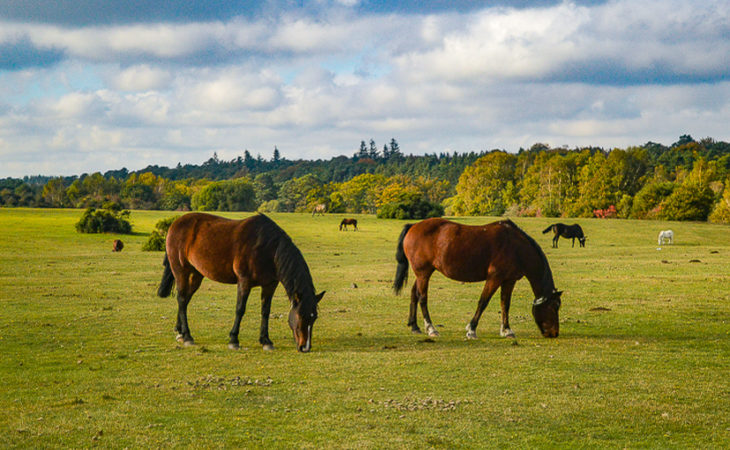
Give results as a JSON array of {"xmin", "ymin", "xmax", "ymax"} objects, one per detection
[{"xmin": 1, "ymin": 208, "xmax": 729, "ymax": 448}]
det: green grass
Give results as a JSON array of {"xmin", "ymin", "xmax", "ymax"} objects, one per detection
[{"xmin": 1, "ymin": 208, "xmax": 729, "ymax": 448}]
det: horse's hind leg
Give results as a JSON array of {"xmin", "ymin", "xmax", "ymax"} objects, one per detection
[
  {"xmin": 409, "ymin": 272, "xmax": 435, "ymax": 335},
  {"xmin": 415, "ymin": 275, "xmax": 439, "ymax": 337},
  {"xmin": 258, "ymin": 281, "xmax": 278, "ymax": 351},
  {"xmin": 465, "ymin": 278, "xmax": 500, "ymax": 339},
  {"xmin": 408, "ymin": 282, "xmax": 422, "ymax": 334},
  {"xmin": 176, "ymin": 271, "xmax": 203, "ymax": 346},
  {"xmin": 552, "ymin": 235, "xmax": 559, "ymax": 248},
  {"xmin": 228, "ymin": 279, "xmax": 251, "ymax": 350}
]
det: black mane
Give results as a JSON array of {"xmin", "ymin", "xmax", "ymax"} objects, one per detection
[
  {"xmin": 252, "ymin": 214, "xmax": 317, "ymax": 312},
  {"xmin": 501, "ymin": 219, "xmax": 556, "ymax": 295}
]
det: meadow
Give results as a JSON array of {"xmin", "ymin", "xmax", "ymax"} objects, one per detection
[{"xmin": 1, "ymin": 208, "xmax": 728, "ymax": 448}]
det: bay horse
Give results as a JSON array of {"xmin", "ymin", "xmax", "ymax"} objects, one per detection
[
  {"xmin": 157, "ymin": 213, "xmax": 325, "ymax": 352},
  {"xmin": 394, "ymin": 218, "xmax": 562, "ymax": 339},
  {"xmin": 542, "ymin": 223, "xmax": 586, "ymax": 248},
  {"xmin": 339, "ymin": 218, "xmax": 358, "ymax": 231}
]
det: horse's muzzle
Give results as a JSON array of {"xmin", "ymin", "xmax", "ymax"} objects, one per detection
[{"xmin": 542, "ymin": 329, "xmax": 559, "ymax": 338}]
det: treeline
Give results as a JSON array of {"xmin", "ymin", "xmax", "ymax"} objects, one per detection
[
  {"xmin": 0, "ymin": 139, "xmax": 473, "ymax": 215},
  {"xmin": 3, "ymin": 135, "xmax": 730, "ymax": 222},
  {"xmin": 450, "ymin": 135, "xmax": 730, "ymax": 222}
]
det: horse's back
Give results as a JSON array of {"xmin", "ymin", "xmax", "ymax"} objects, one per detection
[
  {"xmin": 166, "ymin": 213, "xmax": 272, "ymax": 284},
  {"xmin": 404, "ymin": 218, "xmax": 519, "ymax": 282}
]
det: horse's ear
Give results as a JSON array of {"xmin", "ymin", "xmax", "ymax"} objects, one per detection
[{"xmin": 315, "ymin": 291, "xmax": 325, "ymax": 304}]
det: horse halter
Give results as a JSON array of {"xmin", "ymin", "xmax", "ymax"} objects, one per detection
[{"xmin": 533, "ymin": 293, "xmax": 561, "ymax": 309}]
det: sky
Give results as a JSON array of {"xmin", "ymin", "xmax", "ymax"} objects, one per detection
[{"xmin": 1, "ymin": 0, "xmax": 729, "ymax": 178}]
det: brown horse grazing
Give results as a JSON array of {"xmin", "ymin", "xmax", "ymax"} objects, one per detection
[
  {"xmin": 339, "ymin": 218, "xmax": 358, "ymax": 231},
  {"xmin": 157, "ymin": 213, "xmax": 325, "ymax": 352},
  {"xmin": 393, "ymin": 218, "xmax": 562, "ymax": 339}
]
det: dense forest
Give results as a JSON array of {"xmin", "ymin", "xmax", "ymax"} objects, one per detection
[{"xmin": 2, "ymin": 135, "xmax": 730, "ymax": 223}]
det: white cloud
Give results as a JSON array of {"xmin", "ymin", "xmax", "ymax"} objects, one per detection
[
  {"xmin": 1, "ymin": 1, "xmax": 730, "ymax": 177},
  {"xmin": 110, "ymin": 65, "xmax": 173, "ymax": 91}
]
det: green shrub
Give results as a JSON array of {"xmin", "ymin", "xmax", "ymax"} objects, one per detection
[
  {"xmin": 142, "ymin": 216, "xmax": 180, "ymax": 251},
  {"xmin": 142, "ymin": 230, "xmax": 166, "ymax": 251},
  {"xmin": 377, "ymin": 195, "xmax": 444, "ymax": 220},
  {"xmin": 75, "ymin": 208, "xmax": 132, "ymax": 234},
  {"xmin": 659, "ymin": 182, "xmax": 715, "ymax": 221}
]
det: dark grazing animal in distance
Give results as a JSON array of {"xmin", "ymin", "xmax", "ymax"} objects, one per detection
[{"xmin": 542, "ymin": 223, "xmax": 586, "ymax": 248}]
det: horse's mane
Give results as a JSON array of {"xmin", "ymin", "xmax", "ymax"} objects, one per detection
[
  {"xmin": 251, "ymin": 214, "xmax": 317, "ymax": 312},
  {"xmin": 501, "ymin": 219, "xmax": 556, "ymax": 294}
]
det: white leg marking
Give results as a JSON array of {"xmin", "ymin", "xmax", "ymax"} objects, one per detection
[
  {"xmin": 500, "ymin": 325, "xmax": 515, "ymax": 338},
  {"xmin": 425, "ymin": 320, "xmax": 439, "ymax": 337},
  {"xmin": 465, "ymin": 324, "xmax": 477, "ymax": 339}
]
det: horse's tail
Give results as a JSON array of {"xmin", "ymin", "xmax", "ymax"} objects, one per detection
[
  {"xmin": 393, "ymin": 224, "xmax": 413, "ymax": 295},
  {"xmin": 542, "ymin": 225, "xmax": 554, "ymax": 234},
  {"xmin": 157, "ymin": 253, "xmax": 175, "ymax": 298}
]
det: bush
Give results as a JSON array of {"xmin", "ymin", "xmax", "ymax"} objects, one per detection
[
  {"xmin": 377, "ymin": 195, "xmax": 444, "ymax": 220},
  {"xmin": 75, "ymin": 208, "xmax": 132, "ymax": 234},
  {"xmin": 142, "ymin": 230, "xmax": 166, "ymax": 251},
  {"xmin": 708, "ymin": 181, "xmax": 730, "ymax": 224},
  {"xmin": 257, "ymin": 199, "xmax": 282, "ymax": 213},
  {"xmin": 659, "ymin": 182, "xmax": 715, "ymax": 221},
  {"xmin": 142, "ymin": 216, "xmax": 180, "ymax": 251}
]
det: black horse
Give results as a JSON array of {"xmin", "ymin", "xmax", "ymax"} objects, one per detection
[{"xmin": 542, "ymin": 223, "xmax": 586, "ymax": 248}]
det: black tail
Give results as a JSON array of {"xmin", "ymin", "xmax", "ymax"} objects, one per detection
[
  {"xmin": 542, "ymin": 225, "xmax": 554, "ymax": 234},
  {"xmin": 157, "ymin": 253, "xmax": 175, "ymax": 298},
  {"xmin": 393, "ymin": 224, "xmax": 413, "ymax": 295}
]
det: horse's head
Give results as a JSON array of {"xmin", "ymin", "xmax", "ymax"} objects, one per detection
[
  {"xmin": 288, "ymin": 291, "xmax": 325, "ymax": 352},
  {"xmin": 532, "ymin": 290, "xmax": 562, "ymax": 338},
  {"xmin": 579, "ymin": 236, "xmax": 586, "ymax": 247}
]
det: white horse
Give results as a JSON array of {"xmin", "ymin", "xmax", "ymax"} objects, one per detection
[{"xmin": 658, "ymin": 230, "xmax": 673, "ymax": 245}]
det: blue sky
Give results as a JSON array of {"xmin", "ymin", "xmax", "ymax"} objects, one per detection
[{"xmin": 1, "ymin": 0, "xmax": 729, "ymax": 177}]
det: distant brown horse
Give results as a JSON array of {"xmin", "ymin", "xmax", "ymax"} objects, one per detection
[
  {"xmin": 312, "ymin": 204, "xmax": 326, "ymax": 216},
  {"xmin": 394, "ymin": 218, "xmax": 562, "ymax": 339},
  {"xmin": 157, "ymin": 213, "xmax": 325, "ymax": 352},
  {"xmin": 112, "ymin": 239, "xmax": 124, "ymax": 252},
  {"xmin": 339, "ymin": 218, "xmax": 358, "ymax": 231}
]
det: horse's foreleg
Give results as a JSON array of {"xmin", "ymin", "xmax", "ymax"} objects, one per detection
[
  {"xmin": 259, "ymin": 282, "xmax": 277, "ymax": 351},
  {"xmin": 466, "ymin": 278, "xmax": 499, "ymax": 339},
  {"xmin": 228, "ymin": 280, "xmax": 251, "ymax": 350},
  {"xmin": 498, "ymin": 280, "xmax": 517, "ymax": 338}
]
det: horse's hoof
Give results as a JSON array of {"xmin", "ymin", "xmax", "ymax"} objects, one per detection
[
  {"xmin": 175, "ymin": 334, "xmax": 184, "ymax": 343},
  {"xmin": 262, "ymin": 344, "xmax": 275, "ymax": 351},
  {"xmin": 183, "ymin": 339, "xmax": 195, "ymax": 347},
  {"xmin": 411, "ymin": 329, "xmax": 423, "ymax": 335},
  {"xmin": 466, "ymin": 331, "xmax": 477, "ymax": 339},
  {"xmin": 228, "ymin": 343, "xmax": 240, "ymax": 350},
  {"xmin": 427, "ymin": 328, "xmax": 440, "ymax": 337},
  {"xmin": 501, "ymin": 329, "xmax": 515, "ymax": 338}
]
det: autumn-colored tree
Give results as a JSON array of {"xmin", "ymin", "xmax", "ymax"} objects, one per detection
[{"xmin": 451, "ymin": 151, "xmax": 517, "ymax": 216}]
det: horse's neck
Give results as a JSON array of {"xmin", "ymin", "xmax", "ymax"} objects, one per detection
[{"xmin": 525, "ymin": 257, "xmax": 554, "ymax": 298}]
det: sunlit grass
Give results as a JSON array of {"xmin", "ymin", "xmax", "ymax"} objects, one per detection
[{"xmin": 1, "ymin": 208, "xmax": 728, "ymax": 447}]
